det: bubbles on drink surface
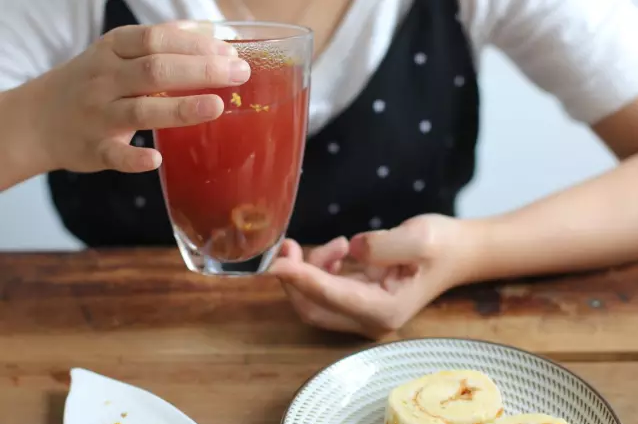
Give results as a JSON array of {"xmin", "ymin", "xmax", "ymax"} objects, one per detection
[{"xmin": 232, "ymin": 41, "xmax": 299, "ymax": 71}]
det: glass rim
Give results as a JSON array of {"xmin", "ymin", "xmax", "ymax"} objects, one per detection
[{"xmin": 211, "ymin": 20, "xmax": 314, "ymax": 43}]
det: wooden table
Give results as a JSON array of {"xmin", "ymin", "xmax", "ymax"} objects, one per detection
[{"xmin": 0, "ymin": 249, "xmax": 637, "ymax": 424}]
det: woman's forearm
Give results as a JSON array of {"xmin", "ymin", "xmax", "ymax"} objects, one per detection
[
  {"xmin": 465, "ymin": 154, "xmax": 638, "ymax": 282},
  {"xmin": 0, "ymin": 82, "xmax": 52, "ymax": 191}
]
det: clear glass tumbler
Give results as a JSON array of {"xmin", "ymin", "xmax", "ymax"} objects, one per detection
[{"xmin": 154, "ymin": 22, "xmax": 312, "ymax": 275}]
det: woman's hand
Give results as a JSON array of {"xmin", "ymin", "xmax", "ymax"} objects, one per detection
[
  {"xmin": 269, "ymin": 214, "xmax": 481, "ymax": 339},
  {"xmin": 16, "ymin": 20, "xmax": 249, "ymax": 175}
]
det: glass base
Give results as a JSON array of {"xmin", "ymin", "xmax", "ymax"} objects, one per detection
[{"xmin": 174, "ymin": 227, "xmax": 284, "ymax": 276}]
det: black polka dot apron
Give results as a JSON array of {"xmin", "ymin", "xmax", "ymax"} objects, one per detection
[{"xmin": 47, "ymin": 0, "xmax": 479, "ymax": 247}]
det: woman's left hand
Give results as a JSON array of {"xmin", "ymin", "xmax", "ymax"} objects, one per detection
[{"xmin": 268, "ymin": 214, "xmax": 480, "ymax": 339}]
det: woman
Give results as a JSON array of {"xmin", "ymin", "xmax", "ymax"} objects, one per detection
[{"xmin": 1, "ymin": 0, "xmax": 638, "ymax": 338}]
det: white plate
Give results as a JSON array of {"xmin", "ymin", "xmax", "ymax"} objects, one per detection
[
  {"xmin": 64, "ymin": 369, "xmax": 196, "ymax": 424},
  {"xmin": 281, "ymin": 338, "xmax": 621, "ymax": 424}
]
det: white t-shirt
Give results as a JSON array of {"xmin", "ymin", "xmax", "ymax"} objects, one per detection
[{"xmin": 1, "ymin": 0, "xmax": 637, "ymax": 137}]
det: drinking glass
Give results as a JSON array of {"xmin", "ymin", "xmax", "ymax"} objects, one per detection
[{"xmin": 154, "ymin": 22, "xmax": 312, "ymax": 275}]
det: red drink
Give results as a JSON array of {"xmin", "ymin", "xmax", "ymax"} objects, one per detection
[{"xmin": 155, "ymin": 41, "xmax": 309, "ymax": 267}]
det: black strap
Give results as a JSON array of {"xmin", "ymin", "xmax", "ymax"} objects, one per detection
[{"xmin": 103, "ymin": 0, "xmax": 139, "ymax": 33}]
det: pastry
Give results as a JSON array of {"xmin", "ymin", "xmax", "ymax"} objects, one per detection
[
  {"xmin": 385, "ymin": 370, "xmax": 504, "ymax": 424},
  {"xmin": 494, "ymin": 414, "xmax": 570, "ymax": 424}
]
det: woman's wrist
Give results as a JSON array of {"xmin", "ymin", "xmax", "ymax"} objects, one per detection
[
  {"xmin": 0, "ymin": 81, "xmax": 56, "ymax": 190},
  {"xmin": 448, "ymin": 216, "xmax": 509, "ymax": 286},
  {"xmin": 421, "ymin": 215, "xmax": 495, "ymax": 289}
]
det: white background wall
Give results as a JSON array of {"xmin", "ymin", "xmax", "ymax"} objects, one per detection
[{"xmin": 0, "ymin": 47, "xmax": 618, "ymax": 251}]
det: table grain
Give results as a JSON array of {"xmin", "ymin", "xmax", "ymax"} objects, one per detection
[{"xmin": 1, "ymin": 249, "xmax": 636, "ymax": 424}]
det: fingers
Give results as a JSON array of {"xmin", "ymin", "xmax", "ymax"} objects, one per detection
[
  {"xmin": 278, "ymin": 239, "xmax": 304, "ymax": 262},
  {"xmin": 269, "ymin": 258, "xmax": 390, "ymax": 325},
  {"xmin": 110, "ymin": 94, "xmax": 224, "ymax": 130},
  {"xmin": 96, "ymin": 139, "xmax": 162, "ymax": 173},
  {"xmin": 118, "ymin": 53, "xmax": 250, "ymax": 96},
  {"xmin": 350, "ymin": 225, "xmax": 430, "ymax": 267},
  {"xmin": 279, "ymin": 237, "xmax": 348, "ymax": 274},
  {"xmin": 281, "ymin": 283, "xmax": 370, "ymax": 335},
  {"xmin": 307, "ymin": 236, "xmax": 349, "ymax": 272},
  {"xmin": 105, "ymin": 22, "xmax": 251, "ymax": 96},
  {"xmin": 108, "ymin": 22, "xmax": 237, "ymax": 58}
]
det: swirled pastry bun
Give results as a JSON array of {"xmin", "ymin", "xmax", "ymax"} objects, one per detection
[
  {"xmin": 385, "ymin": 370, "xmax": 504, "ymax": 424},
  {"xmin": 494, "ymin": 414, "xmax": 570, "ymax": 424}
]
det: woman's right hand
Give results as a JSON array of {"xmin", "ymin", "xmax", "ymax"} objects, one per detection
[{"xmin": 22, "ymin": 20, "xmax": 250, "ymax": 174}]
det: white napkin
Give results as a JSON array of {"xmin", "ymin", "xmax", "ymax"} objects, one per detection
[{"xmin": 64, "ymin": 368, "xmax": 197, "ymax": 424}]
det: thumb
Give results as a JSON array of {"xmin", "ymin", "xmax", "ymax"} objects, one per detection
[
  {"xmin": 277, "ymin": 238, "xmax": 304, "ymax": 262},
  {"xmin": 349, "ymin": 224, "xmax": 429, "ymax": 266},
  {"xmin": 97, "ymin": 138, "xmax": 162, "ymax": 173}
]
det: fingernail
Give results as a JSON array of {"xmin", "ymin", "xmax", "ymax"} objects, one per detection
[
  {"xmin": 143, "ymin": 150, "xmax": 162, "ymax": 170},
  {"xmin": 229, "ymin": 59, "xmax": 250, "ymax": 84},
  {"xmin": 196, "ymin": 96, "xmax": 222, "ymax": 118},
  {"xmin": 176, "ymin": 20, "xmax": 214, "ymax": 35},
  {"xmin": 176, "ymin": 21, "xmax": 196, "ymax": 29},
  {"xmin": 219, "ymin": 43, "xmax": 238, "ymax": 56},
  {"xmin": 348, "ymin": 235, "xmax": 370, "ymax": 260},
  {"xmin": 332, "ymin": 236, "xmax": 349, "ymax": 247}
]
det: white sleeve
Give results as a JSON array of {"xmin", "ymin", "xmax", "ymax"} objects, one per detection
[
  {"xmin": 0, "ymin": 0, "xmax": 105, "ymax": 91},
  {"xmin": 461, "ymin": 0, "xmax": 638, "ymax": 125}
]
